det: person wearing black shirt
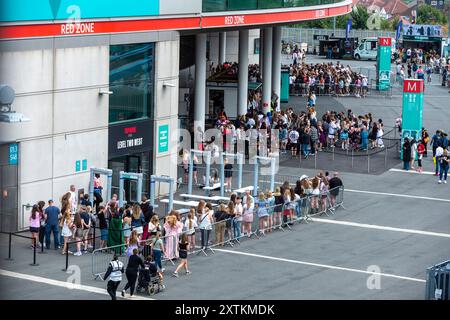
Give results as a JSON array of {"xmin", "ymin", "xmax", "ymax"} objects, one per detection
[
  {"xmin": 140, "ymin": 196, "xmax": 153, "ymax": 240},
  {"xmin": 122, "ymin": 248, "xmax": 145, "ymax": 298},
  {"xmin": 224, "ymin": 158, "xmax": 233, "ymax": 193},
  {"xmin": 328, "ymin": 172, "xmax": 343, "ymax": 211},
  {"xmin": 97, "ymin": 206, "xmax": 108, "ymax": 248},
  {"xmin": 173, "ymin": 234, "xmax": 190, "ymax": 277}
]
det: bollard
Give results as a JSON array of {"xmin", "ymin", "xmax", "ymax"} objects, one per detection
[
  {"xmin": 384, "ymin": 145, "xmax": 388, "ymax": 168},
  {"xmin": 62, "ymin": 247, "xmax": 69, "ymax": 272},
  {"xmin": 351, "ymin": 149, "xmax": 354, "ymax": 168},
  {"xmin": 367, "ymin": 148, "xmax": 370, "ymax": 174},
  {"xmin": 93, "ymin": 226, "xmax": 96, "ymax": 251},
  {"xmin": 30, "ymin": 238, "xmax": 39, "ymax": 266},
  {"xmin": 39, "ymin": 237, "xmax": 46, "ymax": 254},
  {"xmin": 6, "ymin": 232, "xmax": 13, "ymax": 261}
]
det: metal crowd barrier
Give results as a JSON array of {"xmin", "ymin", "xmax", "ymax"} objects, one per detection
[
  {"xmin": 90, "ymin": 187, "xmax": 345, "ymax": 277},
  {"xmin": 425, "ymin": 260, "xmax": 450, "ymax": 300},
  {"xmin": 91, "ymin": 233, "xmax": 177, "ymax": 280},
  {"xmin": 289, "ymin": 83, "xmax": 392, "ymax": 98}
]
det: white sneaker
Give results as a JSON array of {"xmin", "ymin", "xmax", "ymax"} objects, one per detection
[
  {"xmin": 74, "ymin": 251, "xmax": 82, "ymax": 256},
  {"xmin": 438, "ymin": 180, "xmax": 442, "ymax": 184},
  {"xmin": 444, "ymin": 181, "xmax": 447, "ymax": 184},
  {"xmin": 161, "ymin": 268, "xmax": 165, "ymax": 273}
]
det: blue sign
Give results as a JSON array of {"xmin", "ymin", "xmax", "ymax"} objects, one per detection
[
  {"xmin": 0, "ymin": 0, "xmax": 160, "ymax": 22},
  {"xmin": 9, "ymin": 143, "xmax": 18, "ymax": 165},
  {"xmin": 396, "ymin": 20, "xmax": 403, "ymax": 41},
  {"xmin": 75, "ymin": 160, "xmax": 81, "ymax": 172},
  {"xmin": 346, "ymin": 19, "xmax": 352, "ymax": 41},
  {"xmin": 82, "ymin": 159, "xmax": 87, "ymax": 171}
]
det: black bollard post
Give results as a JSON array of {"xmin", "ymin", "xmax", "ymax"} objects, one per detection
[
  {"xmin": 30, "ymin": 238, "xmax": 39, "ymax": 266},
  {"xmin": 6, "ymin": 233, "xmax": 13, "ymax": 261}
]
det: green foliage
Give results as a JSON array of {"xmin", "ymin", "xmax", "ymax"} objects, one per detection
[
  {"xmin": 416, "ymin": 4, "xmax": 448, "ymax": 25},
  {"xmin": 350, "ymin": 4, "xmax": 370, "ymax": 29}
]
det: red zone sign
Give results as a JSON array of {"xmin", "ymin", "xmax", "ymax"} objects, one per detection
[{"xmin": 0, "ymin": 4, "xmax": 351, "ymax": 39}]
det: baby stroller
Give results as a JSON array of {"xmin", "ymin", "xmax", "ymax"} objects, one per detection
[{"xmin": 136, "ymin": 259, "xmax": 165, "ymax": 295}]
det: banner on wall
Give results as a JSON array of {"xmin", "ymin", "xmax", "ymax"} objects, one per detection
[{"xmin": 403, "ymin": 24, "xmax": 442, "ymax": 38}]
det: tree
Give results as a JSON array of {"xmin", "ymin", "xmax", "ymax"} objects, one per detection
[
  {"xmin": 391, "ymin": 15, "xmax": 400, "ymax": 31},
  {"xmin": 416, "ymin": 4, "xmax": 448, "ymax": 25},
  {"xmin": 350, "ymin": 4, "xmax": 370, "ymax": 29},
  {"xmin": 380, "ymin": 18, "xmax": 392, "ymax": 31}
]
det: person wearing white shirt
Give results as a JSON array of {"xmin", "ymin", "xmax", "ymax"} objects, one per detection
[{"xmin": 69, "ymin": 185, "xmax": 78, "ymax": 215}]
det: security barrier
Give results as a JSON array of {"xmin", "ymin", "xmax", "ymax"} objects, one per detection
[{"xmin": 425, "ymin": 260, "xmax": 450, "ymax": 300}]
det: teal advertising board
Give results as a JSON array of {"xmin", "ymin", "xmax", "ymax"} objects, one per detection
[
  {"xmin": 377, "ymin": 37, "xmax": 392, "ymax": 91},
  {"xmin": 0, "ymin": 0, "xmax": 159, "ymax": 22},
  {"xmin": 280, "ymin": 69, "xmax": 290, "ymax": 103},
  {"xmin": 401, "ymin": 79, "xmax": 424, "ymax": 159},
  {"xmin": 9, "ymin": 143, "xmax": 18, "ymax": 165},
  {"xmin": 158, "ymin": 124, "xmax": 169, "ymax": 154}
]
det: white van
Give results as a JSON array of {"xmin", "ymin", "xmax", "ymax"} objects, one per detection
[{"xmin": 354, "ymin": 37, "xmax": 396, "ymax": 60}]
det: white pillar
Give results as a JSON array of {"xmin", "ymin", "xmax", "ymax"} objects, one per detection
[
  {"xmin": 219, "ymin": 32, "xmax": 227, "ymax": 64},
  {"xmin": 272, "ymin": 26, "xmax": 282, "ymax": 112},
  {"xmin": 195, "ymin": 33, "xmax": 207, "ymax": 133},
  {"xmin": 262, "ymin": 27, "xmax": 273, "ymax": 115},
  {"xmin": 238, "ymin": 29, "xmax": 249, "ymax": 117}
]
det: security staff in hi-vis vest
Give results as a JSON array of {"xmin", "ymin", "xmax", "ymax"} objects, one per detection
[{"xmin": 104, "ymin": 255, "xmax": 124, "ymax": 300}]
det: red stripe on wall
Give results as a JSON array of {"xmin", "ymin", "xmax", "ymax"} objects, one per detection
[{"xmin": 0, "ymin": 4, "xmax": 351, "ymax": 40}]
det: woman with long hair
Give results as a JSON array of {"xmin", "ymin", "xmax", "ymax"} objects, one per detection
[
  {"xmin": 163, "ymin": 215, "xmax": 179, "ymax": 260},
  {"xmin": 148, "ymin": 215, "xmax": 161, "ymax": 240},
  {"xmin": 122, "ymin": 209, "xmax": 132, "ymax": 246},
  {"xmin": 29, "ymin": 205, "xmax": 40, "ymax": 249},
  {"xmin": 310, "ymin": 177, "xmax": 321, "ymax": 214},
  {"xmin": 242, "ymin": 196, "xmax": 254, "ymax": 237},
  {"xmin": 255, "ymin": 192, "xmax": 269, "ymax": 235},
  {"xmin": 198, "ymin": 203, "xmax": 214, "ymax": 250},
  {"xmin": 37, "ymin": 201, "xmax": 46, "ymax": 247},
  {"xmin": 172, "ymin": 233, "xmax": 190, "ymax": 277},
  {"xmin": 73, "ymin": 210, "xmax": 83, "ymax": 256},
  {"xmin": 127, "ymin": 230, "xmax": 139, "ymax": 257},
  {"xmin": 131, "ymin": 204, "xmax": 145, "ymax": 240},
  {"xmin": 60, "ymin": 209, "xmax": 73, "ymax": 255},
  {"xmin": 273, "ymin": 187, "xmax": 283, "ymax": 229},
  {"xmin": 184, "ymin": 209, "xmax": 198, "ymax": 252}
]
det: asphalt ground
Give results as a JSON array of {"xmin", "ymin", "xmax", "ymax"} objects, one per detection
[{"xmin": 1, "ymin": 57, "xmax": 449, "ymax": 300}]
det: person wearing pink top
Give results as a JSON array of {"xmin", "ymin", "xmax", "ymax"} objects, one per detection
[{"xmin": 29, "ymin": 205, "xmax": 41, "ymax": 249}]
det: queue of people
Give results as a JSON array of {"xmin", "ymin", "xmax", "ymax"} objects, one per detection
[
  {"xmin": 402, "ymin": 129, "xmax": 449, "ymax": 184},
  {"xmin": 288, "ymin": 61, "xmax": 369, "ymax": 98}
]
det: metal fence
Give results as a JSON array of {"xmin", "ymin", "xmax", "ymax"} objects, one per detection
[
  {"xmin": 91, "ymin": 186, "xmax": 345, "ymax": 276},
  {"xmin": 282, "ymin": 27, "xmax": 397, "ymax": 53},
  {"xmin": 289, "ymin": 82, "xmax": 393, "ymax": 98},
  {"xmin": 425, "ymin": 260, "xmax": 450, "ymax": 300}
]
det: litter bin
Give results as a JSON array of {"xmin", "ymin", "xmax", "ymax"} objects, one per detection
[{"xmin": 425, "ymin": 260, "xmax": 450, "ymax": 300}]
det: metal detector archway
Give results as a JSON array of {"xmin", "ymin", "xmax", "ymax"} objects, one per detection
[
  {"xmin": 89, "ymin": 167, "xmax": 113, "ymax": 206},
  {"xmin": 188, "ymin": 149, "xmax": 212, "ymax": 196},
  {"xmin": 220, "ymin": 152, "xmax": 243, "ymax": 197},
  {"xmin": 150, "ymin": 175, "xmax": 175, "ymax": 212},
  {"xmin": 119, "ymin": 171, "xmax": 143, "ymax": 208},
  {"xmin": 252, "ymin": 156, "xmax": 276, "ymax": 197}
]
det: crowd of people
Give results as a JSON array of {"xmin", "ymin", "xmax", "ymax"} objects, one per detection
[
  {"xmin": 193, "ymin": 103, "xmax": 387, "ymax": 167},
  {"xmin": 28, "ymin": 168, "xmax": 344, "ymax": 300},
  {"xmin": 288, "ymin": 61, "xmax": 370, "ymax": 98},
  {"xmin": 209, "ymin": 61, "xmax": 262, "ymax": 83},
  {"xmin": 402, "ymin": 129, "xmax": 450, "ymax": 184}
]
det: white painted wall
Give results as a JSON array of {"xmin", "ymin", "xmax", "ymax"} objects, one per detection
[
  {"xmin": 154, "ymin": 39, "xmax": 180, "ymax": 196},
  {"xmin": 0, "ymin": 44, "xmax": 110, "ymax": 225}
]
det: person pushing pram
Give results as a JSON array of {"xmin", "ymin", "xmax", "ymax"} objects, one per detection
[{"xmin": 136, "ymin": 255, "xmax": 165, "ymax": 295}]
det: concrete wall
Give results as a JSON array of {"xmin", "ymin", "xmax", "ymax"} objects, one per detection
[
  {"xmin": 0, "ymin": 43, "xmax": 109, "ymax": 219},
  {"xmin": 208, "ymin": 30, "xmax": 260, "ymax": 66},
  {"xmin": 153, "ymin": 38, "xmax": 180, "ymax": 196}
]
